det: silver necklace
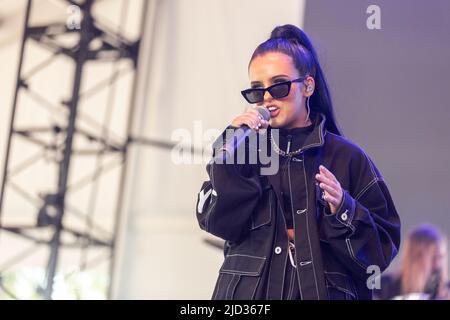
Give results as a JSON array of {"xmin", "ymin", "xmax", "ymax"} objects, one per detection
[{"xmin": 270, "ymin": 130, "xmax": 303, "ymax": 156}]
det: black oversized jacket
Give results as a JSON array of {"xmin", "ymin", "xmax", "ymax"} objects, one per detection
[{"xmin": 196, "ymin": 113, "xmax": 401, "ymax": 300}]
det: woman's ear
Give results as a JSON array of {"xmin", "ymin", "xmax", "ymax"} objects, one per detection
[{"xmin": 304, "ymin": 76, "xmax": 315, "ymax": 97}]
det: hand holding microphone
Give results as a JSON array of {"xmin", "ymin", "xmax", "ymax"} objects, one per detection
[
  {"xmin": 218, "ymin": 106, "xmax": 270, "ymax": 161},
  {"xmin": 231, "ymin": 106, "xmax": 270, "ymax": 131}
]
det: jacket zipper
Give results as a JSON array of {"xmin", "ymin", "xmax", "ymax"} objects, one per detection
[{"xmin": 286, "ymin": 134, "xmax": 292, "ymax": 154}]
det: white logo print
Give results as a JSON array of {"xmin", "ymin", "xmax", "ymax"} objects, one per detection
[{"xmin": 197, "ymin": 188, "xmax": 215, "ymax": 214}]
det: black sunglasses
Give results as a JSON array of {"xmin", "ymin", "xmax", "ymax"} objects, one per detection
[{"xmin": 241, "ymin": 77, "xmax": 305, "ymax": 104}]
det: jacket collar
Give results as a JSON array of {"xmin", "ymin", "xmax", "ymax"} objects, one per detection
[
  {"xmin": 268, "ymin": 113, "xmax": 327, "ymax": 155},
  {"xmin": 301, "ymin": 112, "xmax": 327, "ymax": 152}
]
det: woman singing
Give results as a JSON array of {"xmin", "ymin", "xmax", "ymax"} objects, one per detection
[{"xmin": 196, "ymin": 24, "xmax": 401, "ymax": 300}]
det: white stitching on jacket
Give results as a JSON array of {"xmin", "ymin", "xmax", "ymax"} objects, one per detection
[
  {"xmin": 287, "ymin": 153, "xmax": 320, "ymax": 299},
  {"xmin": 279, "ymin": 247, "xmax": 289, "ymax": 300},
  {"xmin": 300, "ymin": 153, "xmax": 320, "ymax": 299},
  {"xmin": 251, "ymin": 276, "xmax": 261, "ymax": 299},
  {"xmin": 324, "ymin": 271, "xmax": 358, "ymax": 299},
  {"xmin": 355, "ymin": 177, "xmax": 379, "ymax": 201},
  {"xmin": 325, "ymin": 131, "xmax": 383, "ymax": 202},
  {"xmin": 221, "ymin": 270, "xmax": 260, "ymax": 276},
  {"xmin": 287, "ymin": 157, "xmax": 304, "ymax": 299},
  {"xmin": 213, "ymin": 274, "xmax": 222, "ymax": 299},
  {"xmin": 225, "ymin": 254, "xmax": 266, "ymax": 260},
  {"xmin": 265, "ymin": 220, "xmax": 277, "ymax": 299},
  {"xmin": 225, "ymin": 274, "xmax": 236, "ymax": 300},
  {"xmin": 345, "ymin": 238, "xmax": 367, "ymax": 270}
]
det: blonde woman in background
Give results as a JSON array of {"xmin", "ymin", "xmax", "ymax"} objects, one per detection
[{"xmin": 375, "ymin": 224, "xmax": 450, "ymax": 300}]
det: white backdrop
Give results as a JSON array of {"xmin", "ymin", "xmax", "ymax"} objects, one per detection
[{"xmin": 111, "ymin": 0, "xmax": 305, "ymax": 299}]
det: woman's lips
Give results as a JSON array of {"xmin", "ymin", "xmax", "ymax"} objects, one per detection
[{"xmin": 267, "ymin": 106, "xmax": 280, "ymax": 118}]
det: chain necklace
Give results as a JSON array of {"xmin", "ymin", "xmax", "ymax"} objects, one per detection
[{"xmin": 270, "ymin": 130, "xmax": 303, "ymax": 157}]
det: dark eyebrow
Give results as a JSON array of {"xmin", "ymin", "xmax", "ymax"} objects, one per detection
[
  {"xmin": 272, "ymin": 74, "xmax": 289, "ymax": 81},
  {"xmin": 251, "ymin": 74, "xmax": 290, "ymax": 86}
]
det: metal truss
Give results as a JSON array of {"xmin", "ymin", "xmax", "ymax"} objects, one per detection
[{"xmin": 0, "ymin": 0, "xmax": 146, "ymax": 299}]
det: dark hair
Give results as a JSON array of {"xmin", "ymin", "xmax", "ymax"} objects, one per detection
[{"xmin": 249, "ymin": 24, "xmax": 342, "ymax": 135}]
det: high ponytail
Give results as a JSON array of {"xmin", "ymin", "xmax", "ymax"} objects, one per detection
[{"xmin": 250, "ymin": 24, "xmax": 342, "ymax": 136}]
